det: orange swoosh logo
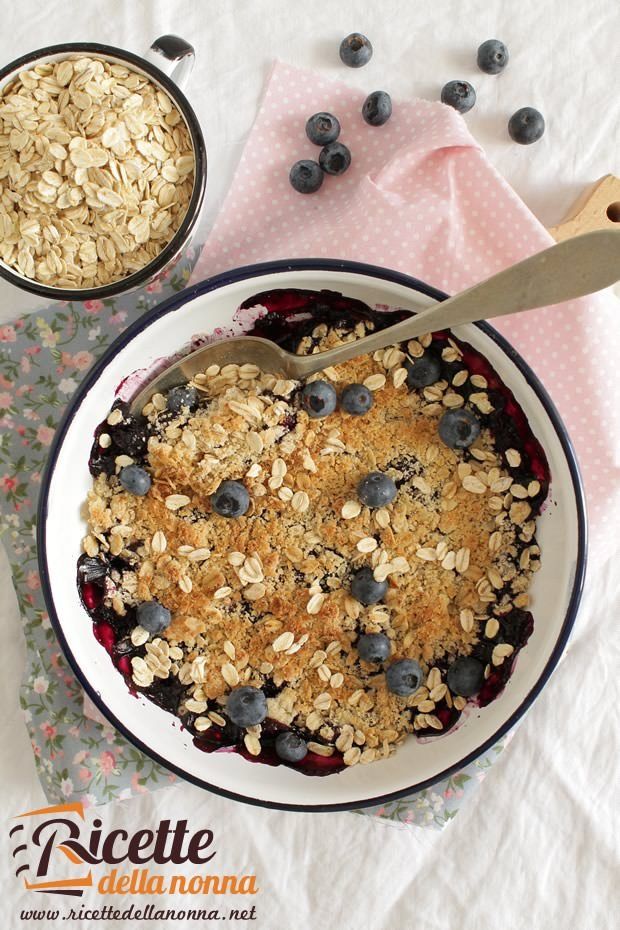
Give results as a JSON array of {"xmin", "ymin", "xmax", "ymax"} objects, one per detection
[
  {"xmin": 57, "ymin": 844, "xmax": 84, "ymax": 864},
  {"xmin": 24, "ymin": 874, "xmax": 92, "ymax": 891},
  {"xmin": 15, "ymin": 802, "xmax": 85, "ymax": 821}
]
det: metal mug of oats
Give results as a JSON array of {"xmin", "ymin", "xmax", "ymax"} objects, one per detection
[{"xmin": 0, "ymin": 36, "xmax": 206, "ymax": 300}]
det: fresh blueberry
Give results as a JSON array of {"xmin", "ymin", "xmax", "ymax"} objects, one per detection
[
  {"xmin": 386, "ymin": 658, "xmax": 423, "ymax": 696},
  {"xmin": 167, "ymin": 385, "xmax": 198, "ymax": 414},
  {"xmin": 306, "ymin": 112, "xmax": 341, "ymax": 146},
  {"xmin": 289, "ymin": 159, "xmax": 324, "ymax": 194},
  {"xmin": 339, "ymin": 32, "xmax": 373, "ymax": 68},
  {"xmin": 357, "ymin": 471, "xmax": 397, "ymax": 508},
  {"xmin": 211, "ymin": 480, "xmax": 250, "ymax": 518},
  {"xmin": 319, "ymin": 142, "xmax": 351, "ymax": 176},
  {"xmin": 226, "ymin": 686, "xmax": 268, "ymax": 727},
  {"xmin": 351, "ymin": 566, "xmax": 388, "ymax": 606},
  {"xmin": 357, "ymin": 632, "xmax": 392, "ymax": 663},
  {"xmin": 136, "ymin": 600, "xmax": 171, "ymax": 634},
  {"xmin": 275, "ymin": 731, "xmax": 308, "ymax": 762},
  {"xmin": 508, "ymin": 107, "xmax": 545, "ymax": 145},
  {"xmin": 477, "ymin": 39, "xmax": 509, "ymax": 74},
  {"xmin": 362, "ymin": 91, "xmax": 392, "ymax": 126},
  {"xmin": 446, "ymin": 656, "xmax": 485, "ymax": 697},
  {"xmin": 119, "ymin": 464, "xmax": 151, "ymax": 496},
  {"xmin": 340, "ymin": 383, "xmax": 374, "ymax": 416},
  {"xmin": 301, "ymin": 380, "xmax": 337, "ymax": 418},
  {"xmin": 441, "ymin": 80, "xmax": 476, "ymax": 114},
  {"xmin": 405, "ymin": 351, "xmax": 441, "ymax": 388},
  {"xmin": 438, "ymin": 408, "xmax": 481, "ymax": 450}
]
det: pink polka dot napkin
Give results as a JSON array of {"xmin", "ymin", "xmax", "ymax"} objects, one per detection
[{"xmin": 193, "ymin": 61, "xmax": 620, "ymax": 554}]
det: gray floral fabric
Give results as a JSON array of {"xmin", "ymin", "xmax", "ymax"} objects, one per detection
[{"xmin": 0, "ymin": 254, "xmax": 513, "ymax": 827}]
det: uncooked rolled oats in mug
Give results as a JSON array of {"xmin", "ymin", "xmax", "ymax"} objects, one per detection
[{"xmin": 0, "ymin": 55, "xmax": 195, "ymax": 288}]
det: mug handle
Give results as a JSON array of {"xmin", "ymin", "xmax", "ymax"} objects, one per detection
[{"xmin": 144, "ymin": 35, "xmax": 195, "ymax": 90}]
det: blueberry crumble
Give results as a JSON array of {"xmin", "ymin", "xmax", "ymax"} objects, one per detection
[{"xmin": 78, "ymin": 289, "xmax": 549, "ymax": 775}]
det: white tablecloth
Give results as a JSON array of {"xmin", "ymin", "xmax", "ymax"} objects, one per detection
[{"xmin": 1, "ymin": 2, "xmax": 618, "ymax": 927}]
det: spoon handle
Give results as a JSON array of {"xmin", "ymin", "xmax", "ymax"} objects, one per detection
[{"xmin": 291, "ymin": 229, "xmax": 620, "ymax": 378}]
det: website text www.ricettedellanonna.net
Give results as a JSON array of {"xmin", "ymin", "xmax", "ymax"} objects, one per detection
[{"xmin": 19, "ymin": 903, "xmax": 258, "ymax": 922}]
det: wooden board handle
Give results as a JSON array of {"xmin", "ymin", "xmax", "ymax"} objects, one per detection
[{"xmin": 547, "ymin": 174, "xmax": 620, "ymax": 241}]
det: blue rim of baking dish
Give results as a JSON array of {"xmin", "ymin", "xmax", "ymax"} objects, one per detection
[
  {"xmin": 0, "ymin": 42, "xmax": 207, "ymax": 301},
  {"xmin": 36, "ymin": 258, "xmax": 588, "ymax": 813}
]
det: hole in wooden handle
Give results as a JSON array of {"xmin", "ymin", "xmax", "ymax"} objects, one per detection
[{"xmin": 606, "ymin": 202, "xmax": 620, "ymax": 223}]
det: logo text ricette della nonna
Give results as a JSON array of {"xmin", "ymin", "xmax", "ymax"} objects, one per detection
[{"xmin": 10, "ymin": 803, "xmax": 259, "ymax": 897}]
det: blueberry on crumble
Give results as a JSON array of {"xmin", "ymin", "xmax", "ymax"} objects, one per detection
[
  {"xmin": 357, "ymin": 471, "xmax": 397, "ymax": 507},
  {"xmin": 341, "ymin": 383, "xmax": 374, "ymax": 416},
  {"xmin": 300, "ymin": 380, "xmax": 338, "ymax": 418},
  {"xmin": 211, "ymin": 480, "xmax": 251, "ymax": 518},
  {"xmin": 357, "ymin": 632, "xmax": 391, "ymax": 663},
  {"xmin": 351, "ymin": 567, "xmax": 389, "ymax": 606},
  {"xmin": 386, "ymin": 659, "xmax": 423, "ymax": 696},
  {"xmin": 119, "ymin": 464, "xmax": 151, "ymax": 496}
]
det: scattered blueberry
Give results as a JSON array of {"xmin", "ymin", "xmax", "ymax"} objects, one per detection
[
  {"xmin": 119, "ymin": 464, "xmax": 151, "ymax": 496},
  {"xmin": 339, "ymin": 32, "xmax": 373, "ymax": 68},
  {"xmin": 386, "ymin": 658, "xmax": 423, "ymax": 696},
  {"xmin": 319, "ymin": 142, "xmax": 351, "ymax": 176},
  {"xmin": 405, "ymin": 351, "xmax": 441, "ymax": 388},
  {"xmin": 227, "ymin": 686, "xmax": 268, "ymax": 727},
  {"xmin": 357, "ymin": 471, "xmax": 397, "ymax": 508},
  {"xmin": 167, "ymin": 385, "xmax": 198, "ymax": 414},
  {"xmin": 351, "ymin": 566, "xmax": 388, "ymax": 605},
  {"xmin": 362, "ymin": 90, "xmax": 392, "ymax": 126},
  {"xmin": 357, "ymin": 632, "xmax": 392, "ymax": 663},
  {"xmin": 508, "ymin": 107, "xmax": 545, "ymax": 145},
  {"xmin": 275, "ymin": 731, "xmax": 308, "ymax": 762},
  {"xmin": 441, "ymin": 80, "xmax": 476, "ymax": 114},
  {"xmin": 446, "ymin": 656, "xmax": 485, "ymax": 696},
  {"xmin": 438, "ymin": 408, "xmax": 481, "ymax": 450},
  {"xmin": 300, "ymin": 380, "xmax": 337, "ymax": 418},
  {"xmin": 477, "ymin": 39, "xmax": 509, "ymax": 74},
  {"xmin": 136, "ymin": 600, "xmax": 171, "ymax": 634},
  {"xmin": 211, "ymin": 480, "xmax": 250, "ymax": 517},
  {"xmin": 306, "ymin": 112, "xmax": 341, "ymax": 146},
  {"xmin": 289, "ymin": 159, "xmax": 324, "ymax": 194},
  {"xmin": 340, "ymin": 383, "xmax": 374, "ymax": 416}
]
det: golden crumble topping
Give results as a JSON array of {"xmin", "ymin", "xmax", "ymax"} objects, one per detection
[{"xmin": 81, "ymin": 318, "xmax": 543, "ymax": 768}]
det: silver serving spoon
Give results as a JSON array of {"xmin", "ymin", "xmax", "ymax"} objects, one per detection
[{"xmin": 130, "ymin": 228, "xmax": 620, "ymax": 415}]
